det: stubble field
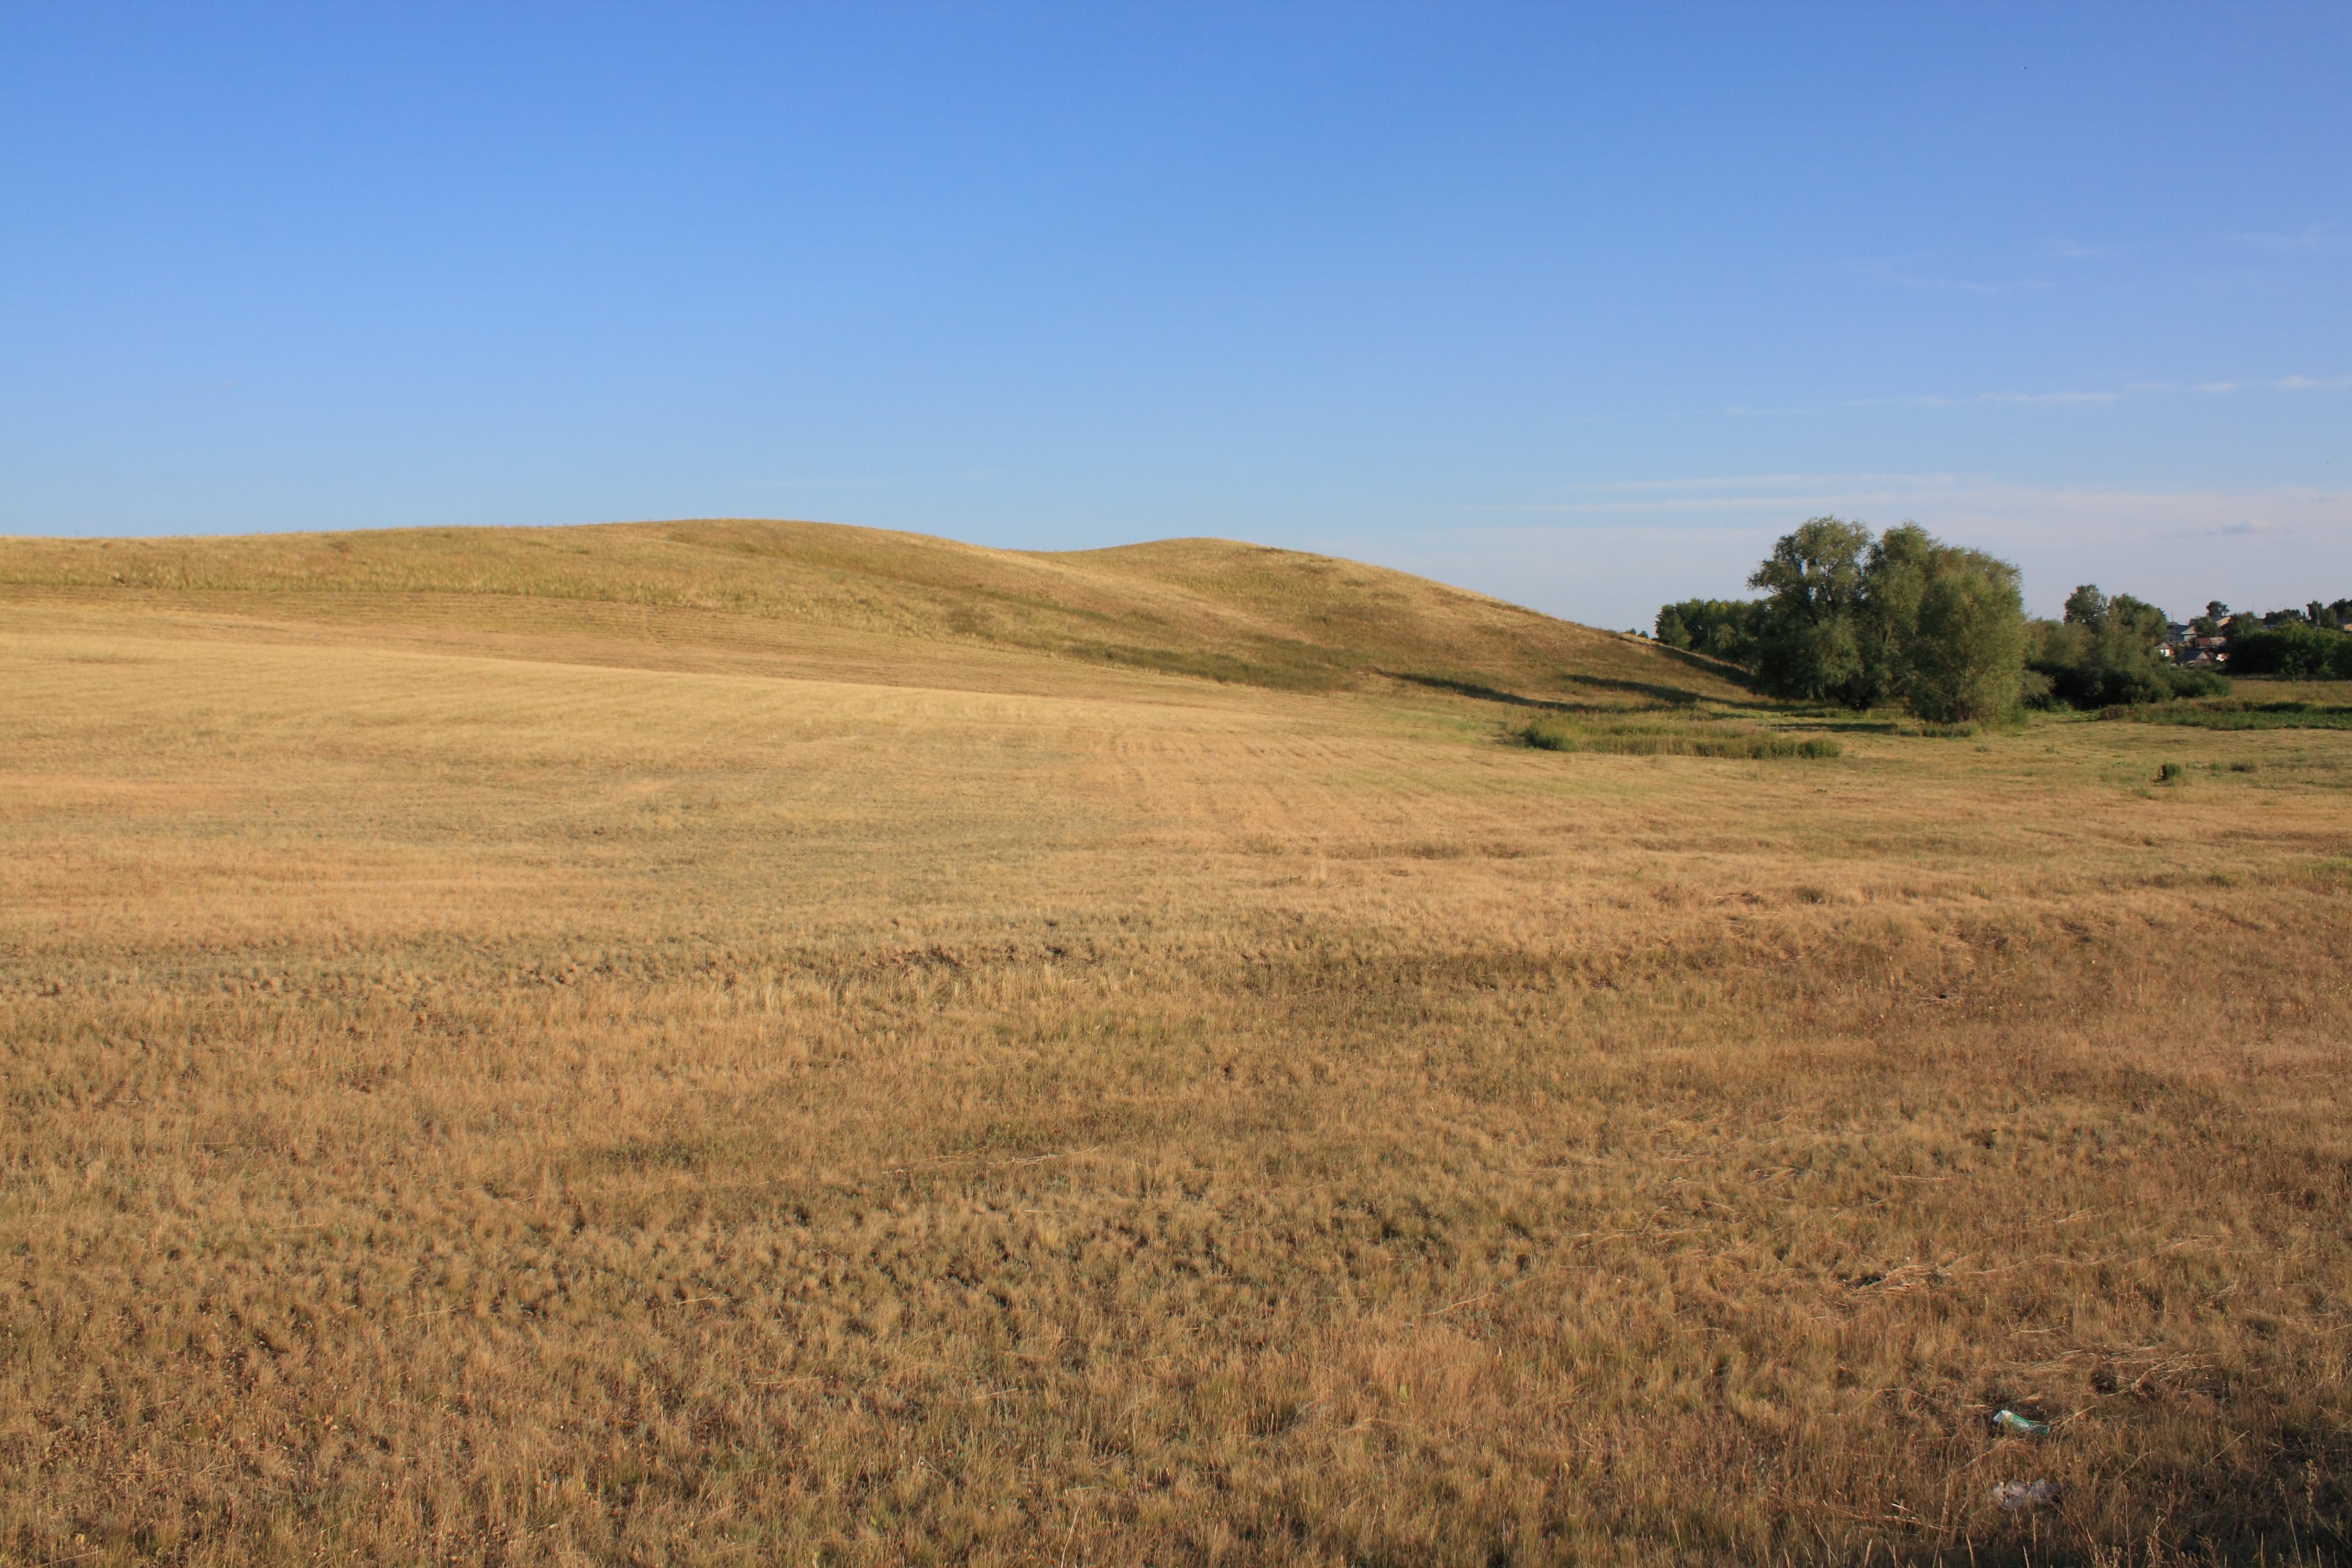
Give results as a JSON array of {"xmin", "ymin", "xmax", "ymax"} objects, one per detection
[{"xmin": 2, "ymin": 526, "xmax": 2348, "ymax": 1566}]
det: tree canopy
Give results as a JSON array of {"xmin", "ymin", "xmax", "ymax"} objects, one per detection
[
  {"xmin": 2024, "ymin": 583, "xmax": 2219, "ymax": 706},
  {"xmin": 1653, "ymin": 598, "xmax": 1765, "ymax": 667},
  {"xmin": 2228, "ymin": 622, "xmax": 2352, "ymax": 678},
  {"xmin": 1662, "ymin": 518, "xmax": 2031, "ymax": 721}
]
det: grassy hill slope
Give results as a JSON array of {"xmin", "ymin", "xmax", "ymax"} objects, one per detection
[{"xmin": 0, "ymin": 518, "xmax": 1745, "ymax": 702}]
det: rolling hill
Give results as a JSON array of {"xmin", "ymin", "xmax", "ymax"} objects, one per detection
[{"xmin": 0, "ymin": 517, "xmax": 1746, "ymax": 704}]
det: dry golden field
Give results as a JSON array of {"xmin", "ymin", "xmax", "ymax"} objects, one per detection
[{"xmin": 2, "ymin": 522, "xmax": 2348, "ymax": 1566}]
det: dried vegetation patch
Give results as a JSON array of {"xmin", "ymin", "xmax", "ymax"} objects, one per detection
[{"xmin": 0, "ymin": 579, "xmax": 2347, "ymax": 1567}]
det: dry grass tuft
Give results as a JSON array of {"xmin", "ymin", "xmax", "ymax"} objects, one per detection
[{"xmin": 0, "ymin": 533, "xmax": 2346, "ymax": 1565}]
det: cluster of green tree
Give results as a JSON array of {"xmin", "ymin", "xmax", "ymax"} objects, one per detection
[
  {"xmin": 2158, "ymin": 597, "xmax": 2352, "ymax": 679},
  {"xmin": 2203, "ymin": 598, "xmax": 2352, "ymax": 637},
  {"xmin": 2227, "ymin": 620, "xmax": 2352, "ymax": 678},
  {"xmin": 1651, "ymin": 597, "xmax": 1765, "ymax": 666},
  {"xmin": 2029, "ymin": 585, "xmax": 2228, "ymax": 707},
  {"xmin": 1653, "ymin": 518, "xmax": 2028, "ymax": 722}
]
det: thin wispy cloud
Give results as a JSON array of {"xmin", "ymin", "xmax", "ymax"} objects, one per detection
[
  {"xmin": 1848, "ymin": 390, "xmax": 2117, "ymax": 408},
  {"xmin": 1978, "ymin": 390, "xmax": 2116, "ymax": 405},
  {"xmin": 1516, "ymin": 497, "xmax": 1908, "ymax": 515},
  {"xmin": 1592, "ymin": 472, "xmax": 1957, "ymax": 494},
  {"xmin": 1842, "ymin": 375, "xmax": 2349, "ymax": 409},
  {"xmin": 1847, "ymin": 260, "xmax": 2053, "ymax": 293},
  {"xmin": 1473, "ymin": 475, "xmax": 2352, "ymax": 537},
  {"xmin": 2224, "ymin": 222, "xmax": 2351, "ymax": 255},
  {"xmin": 2128, "ymin": 374, "xmax": 2352, "ymax": 395},
  {"xmin": 1495, "ymin": 472, "xmax": 1964, "ymax": 516}
]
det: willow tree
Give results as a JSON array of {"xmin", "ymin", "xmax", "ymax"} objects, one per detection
[
  {"xmin": 1739, "ymin": 516, "xmax": 2026, "ymax": 720},
  {"xmin": 1903, "ymin": 547, "xmax": 2028, "ymax": 723}
]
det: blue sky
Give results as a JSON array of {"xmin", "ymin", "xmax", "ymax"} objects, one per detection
[{"xmin": 4, "ymin": 3, "xmax": 2346, "ymax": 626}]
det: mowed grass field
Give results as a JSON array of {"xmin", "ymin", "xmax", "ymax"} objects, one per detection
[{"xmin": 2, "ymin": 523, "xmax": 2348, "ymax": 1566}]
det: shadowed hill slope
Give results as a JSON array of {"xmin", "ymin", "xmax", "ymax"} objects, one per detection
[{"xmin": 0, "ymin": 518, "xmax": 1746, "ymax": 702}]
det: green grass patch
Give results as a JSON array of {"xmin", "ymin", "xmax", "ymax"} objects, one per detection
[
  {"xmin": 1523, "ymin": 715, "xmax": 1839, "ymax": 759},
  {"xmin": 1063, "ymin": 640, "xmax": 1349, "ymax": 692},
  {"xmin": 2099, "ymin": 700, "xmax": 2352, "ymax": 731}
]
